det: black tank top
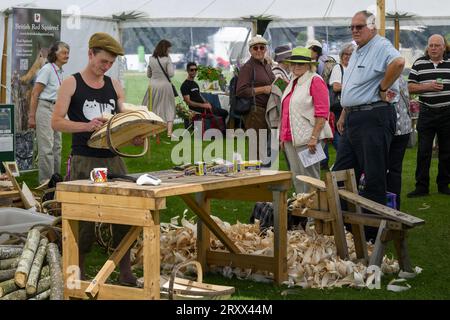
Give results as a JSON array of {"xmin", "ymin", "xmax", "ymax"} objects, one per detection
[{"xmin": 68, "ymin": 73, "xmax": 118, "ymax": 157}]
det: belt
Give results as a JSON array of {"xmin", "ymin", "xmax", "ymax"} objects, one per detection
[
  {"xmin": 39, "ymin": 98, "xmax": 56, "ymax": 104},
  {"xmin": 346, "ymin": 101, "xmax": 389, "ymax": 112},
  {"xmin": 420, "ymin": 104, "xmax": 450, "ymax": 112}
]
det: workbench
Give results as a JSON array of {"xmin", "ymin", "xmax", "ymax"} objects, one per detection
[{"xmin": 56, "ymin": 170, "xmax": 292, "ymax": 300}]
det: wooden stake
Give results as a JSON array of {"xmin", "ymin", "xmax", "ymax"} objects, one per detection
[
  {"xmin": 46, "ymin": 243, "xmax": 63, "ymax": 300},
  {"xmin": 0, "ymin": 246, "xmax": 23, "ymax": 260},
  {"xmin": 15, "ymin": 229, "xmax": 41, "ymax": 288},
  {"xmin": 26, "ymin": 238, "xmax": 49, "ymax": 295}
]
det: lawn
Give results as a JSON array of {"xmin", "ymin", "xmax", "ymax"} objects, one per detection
[{"xmin": 16, "ymin": 72, "xmax": 450, "ymax": 300}]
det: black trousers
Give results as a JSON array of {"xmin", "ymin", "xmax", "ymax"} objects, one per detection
[
  {"xmin": 333, "ymin": 105, "xmax": 395, "ymax": 241},
  {"xmin": 415, "ymin": 105, "xmax": 450, "ymax": 191},
  {"xmin": 387, "ymin": 134, "xmax": 410, "ymax": 210}
]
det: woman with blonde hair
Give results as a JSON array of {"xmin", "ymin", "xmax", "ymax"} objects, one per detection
[
  {"xmin": 279, "ymin": 47, "xmax": 333, "ymax": 193},
  {"xmin": 146, "ymin": 39, "xmax": 176, "ymax": 137}
]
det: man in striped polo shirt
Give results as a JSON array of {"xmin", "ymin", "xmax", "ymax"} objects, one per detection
[{"xmin": 407, "ymin": 34, "xmax": 450, "ymax": 197}]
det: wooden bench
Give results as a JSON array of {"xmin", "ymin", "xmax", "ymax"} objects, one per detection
[{"xmin": 295, "ymin": 169, "xmax": 425, "ymax": 271}]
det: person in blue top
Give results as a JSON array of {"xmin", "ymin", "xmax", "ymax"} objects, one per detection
[{"xmin": 333, "ymin": 10, "xmax": 405, "ymax": 241}]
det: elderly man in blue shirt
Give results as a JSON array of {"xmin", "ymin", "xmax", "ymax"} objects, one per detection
[{"xmin": 333, "ymin": 10, "xmax": 405, "ymax": 241}]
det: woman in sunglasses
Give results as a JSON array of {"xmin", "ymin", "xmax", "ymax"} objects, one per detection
[{"xmin": 236, "ymin": 35, "xmax": 275, "ymax": 162}]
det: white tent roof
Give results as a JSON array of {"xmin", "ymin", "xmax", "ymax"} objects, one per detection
[{"xmin": 1, "ymin": 0, "xmax": 449, "ymax": 24}]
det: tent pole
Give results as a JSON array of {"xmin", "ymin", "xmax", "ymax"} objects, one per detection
[
  {"xmin": 394, "ymin": 16, "xmax": 400, "ymax": 50},
  {"xmin": 377, "ymin": 0, "xmax": 385, "ymax": 36},
  {"xmin": 1, "ymin": 13, "xmax": 9, "ymax": 103}
]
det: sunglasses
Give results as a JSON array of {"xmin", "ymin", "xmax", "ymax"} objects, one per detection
[
  {"xmin": 252, "ymin": 45, "xmax": 266, "ymax": 51},
  {"xmin": 349, "ymin": 24, "xmax": 367, "ymax": 31},
  {"xmin": 189, "ymin": 68, "xmax": 198, "ymax": 71}
]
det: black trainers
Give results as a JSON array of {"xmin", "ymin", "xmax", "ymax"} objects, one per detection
[
  {"xmin": 438, "ymin": 186, "xmax": 450, "ymax": 195},
  {"xmin": 407, "ymin": 189, "xmax": 429, "ymax": 198}
]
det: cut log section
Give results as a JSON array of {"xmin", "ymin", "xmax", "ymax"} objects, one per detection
[
  {"xmin": 0, "ymin": 278, "xmax": 19, "ymax": 297},
  {"xmin": 0, "ymin": 247, "xmax": 23, "ymax": 259},
  {"xmin": 14, "ymin": 229, "xmax": 41, "ymax": 288},
  {"xmin": 26, "ymin": 238, "xmax": 48, "ymax": 295},
  {"xmin": 28, "ymin": 289, "xmax": 50, "ymax": 300},
  {"xmin": 0, "ymin": 269, "xmax": 15, "ymax": 282},
  {"xmin": 0, "ymin": 257, "xmax": 20, "ymax": 270},
  {"xmin": 46, "ymin": 243, "xmax": 63, "ymax": 300}
]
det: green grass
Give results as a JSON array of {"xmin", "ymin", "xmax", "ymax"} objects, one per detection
[{"xmin": 16, "ymin": 72, "xmax": 450, "ymax": 299}]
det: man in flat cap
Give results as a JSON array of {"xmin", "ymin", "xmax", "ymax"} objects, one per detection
[{"xmin": 52, "ymin": 32, "xmax": 141, "ymax": 285}]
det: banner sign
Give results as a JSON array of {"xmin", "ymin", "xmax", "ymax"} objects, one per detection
[{"xmin": 10, "ymin": 7, "xmax": 61, "ymax": 170}]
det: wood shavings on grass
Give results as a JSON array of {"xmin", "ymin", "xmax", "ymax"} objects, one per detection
[{"xmin": 135, "ymin": 215, "xmax": 406, "ymax": 289}]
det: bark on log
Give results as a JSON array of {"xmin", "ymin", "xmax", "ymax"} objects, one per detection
[
  {"xmin": 36, "ymin": 276, "xmax": 51, "ymax": 294},
  {"xmin": 0, "ymin": 269, "xmax": 15, "ymax": 282},
  {"xmin": 0, "ymin": 257, "xmax": 20, "ymax": 270},
  {"xmin": 0, "ymin": 247, "xmax": 23, "ymax": 259},
  {"xmin": 46, "ymin": 243, "xmax": 63, "ymax": 300},
  {"xmin": 0, "ymin": 289, "xmax": 26, "ymax": 300},
  {"xmin": 25, "ymin": 238, "xmax": 48, "ymax": 295},
  {"xmin": 0, "ymin": 278, "xmax": 20, "ymax": 297},
  {"xmin": 14, "ymin": 229, "xmax": 41, "ymax": 288},
  {"xmin": 28, "ymin": 289, "xmax": 50, "ymax": 300},
  {"xmin": 40, "ymin": 265, "xmax": 50, "ymax": 278}
]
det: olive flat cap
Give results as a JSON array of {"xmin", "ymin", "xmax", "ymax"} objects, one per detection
[{"xmin": 89, "ymin": 32, "xmax": 124, "ymax": 56}]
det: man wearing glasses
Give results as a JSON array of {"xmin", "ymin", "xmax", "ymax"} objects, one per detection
[
  {"xmin": 333, "ymin": 10, "xmax": 405, "ymax": 241},
  {"xmin": 180, "ymin": 61, "xmax": 228, "ymax": 125}
]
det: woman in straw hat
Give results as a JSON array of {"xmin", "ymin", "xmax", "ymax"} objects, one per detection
[{"xmin": 279, "ymin": 47, "xmax": 333, "ymax": 194}]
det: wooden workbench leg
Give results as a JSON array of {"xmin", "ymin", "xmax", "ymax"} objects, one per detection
[
  {"xmin": 272, "ymin": 188, "xmax": 288, "ymax": 284},
  {"xmin": 393, "ymin": 231, "xmax": 413, "ymax": 273},
  {"xmin": 62, "ymin": 218, "xmax": 79, "ymax": 300},
  {"xmin": 369, "ymin": 220, "xmax": 387, "ymax": 267},
  {"xmin": 325, "ymin": 172, "xmax": 349, "ymax": 260},
  {"xmin": 195, "ymin": 192, "xmax": 210, "ymax": 272},
  {"xmin": 143, "ymin": 211, "xmax": 160, "ymax": 300}
]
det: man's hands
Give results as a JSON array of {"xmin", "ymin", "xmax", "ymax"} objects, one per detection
[
  {"xmin": 337, "ymin": 110, "xmax": 346, "ymax": 135},
  {"xmin": 132, "ymin": 135, "xmax": 145, "ymax": 146},
  {"xmin": 203, "ymin": 102, "xmax": 213, "ymax": 111},
  {"xmin": 86, "ymin": 117, "xmax": 107, "ymax": 132},
  {"xmin": 427, "ymin": 80, "xmax": 444, "ymax": 92},
  {"xmin": 28, "ymin": 114, "xmax": 36, "ymax": 129}
]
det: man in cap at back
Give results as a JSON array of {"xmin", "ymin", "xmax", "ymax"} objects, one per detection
[
  {"xmin": 236, "ymin": 35, "xmax": 275, "ymax": 163},
  {"xmin": 272, "ymin": 45, "xmax": 292, "ymax": 83},
  {"xmin": 52, "ymin": 32, "xmax": 142, "ymax": 285},
  {"xmin": 307, "ymin": 39, "xmax": 327, "ymax": 76}
]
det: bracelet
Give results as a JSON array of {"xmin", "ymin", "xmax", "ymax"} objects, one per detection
[
  {"xmin": 379, "ymin": 84, "xmax": 387, "ymax": 92},
  {"xmin": 310, "ymin": 135, "xmax": 318, "ymax": 140}
]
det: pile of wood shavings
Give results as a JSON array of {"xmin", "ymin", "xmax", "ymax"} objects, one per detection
[{"xmin": 135, "ymin": 215, "xmax": 400, "ymax": 289}]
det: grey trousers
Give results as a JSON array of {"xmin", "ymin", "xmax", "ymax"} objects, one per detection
[
  {"xmin": 36, "ymin": 99, "xmax": 62, "ymax": 184},
  {"xmin": 284, "ymin": 141, "xmax": 321, "ymax": 194}
]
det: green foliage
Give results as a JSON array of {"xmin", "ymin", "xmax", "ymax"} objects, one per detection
[{"xmin": 197, "ymin": 65, "xmax": 223, "ymax": 82}]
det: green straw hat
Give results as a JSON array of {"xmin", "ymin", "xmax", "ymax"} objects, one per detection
[{"xmin": 285, "ymin": 47, "xmax": 318, "ymax": 64}]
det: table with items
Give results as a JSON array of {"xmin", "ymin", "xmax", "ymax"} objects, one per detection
[{"xmin": 57, "ymin": 169, "xmax": 292, "ymax": 299}]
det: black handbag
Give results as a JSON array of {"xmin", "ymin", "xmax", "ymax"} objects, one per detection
[
  {"xmin": 156, "ymin": 57, "xmax": 179, "ymax": 97},
  {"xmin": 233, "ymin": 67, "xmax": 256, "ymax": 116},
  {"xmin": 329, "ymin": 64, "xmax": 343, "ymax": 113}
]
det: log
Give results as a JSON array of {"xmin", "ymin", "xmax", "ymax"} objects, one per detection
[
  {"xmin": 46, "ymin": 243, "xmax": 63, "ymax": 300},
  {"xmin": 0, "ymin": 289, "xmax": 26, "ymax": 300},
  {"xmin": 0, "ymin": 257, "xmax": 20, "ymax": 270},
  {"xmin": 28, "ymin": 289, "xmax": 50, "ymax": 300},
  {"xmin": 36, "ymin": 276, "xmax": 51, "ymax": 294},
  {"xmin": 0, "ymin": 247, "xmax": 23, "ymax": 259},
  {"xmin": 0, "ymin": 269, "xmax": 15, "ymax": 282},
  {"xmin": 40, "ymin": 265, "xmax": 50, "ymax": 278},
  {"xmin": 26, "ymin": 238, "xmax": 48, "ymax": 295},
  {"xmin": 0, "ymin": 278, "xmax": 19, "ymax": 297},
  {"xmin": 14, "ymin": 229, "xmax": 41, "ymax": 288}
]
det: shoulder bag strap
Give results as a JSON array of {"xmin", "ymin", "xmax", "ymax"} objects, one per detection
[
  {"xmin": 156, "ymin": 57, "xmax": 172, "ymax": 84},
  {"xmin": 339, "ymin": 64, "xmax": 344, "ymax": 82}
]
